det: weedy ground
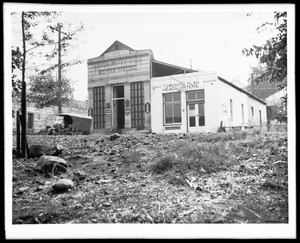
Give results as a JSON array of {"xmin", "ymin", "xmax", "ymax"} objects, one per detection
[{"xmin": 12, "ymin": 130, "xmax": 288, "ymax": 224}]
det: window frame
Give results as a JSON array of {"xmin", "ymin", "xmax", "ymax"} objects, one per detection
[
  {"xmin": 230, "ymin": 99, "xmax": 233, "ymax": 122},
  {"xmin": 27, "ymin": 112, "xmax": 34, "ymax": 129},
  {"xmin": 163, "ymin": 92, "xmax": 182, "ymax": 125}
]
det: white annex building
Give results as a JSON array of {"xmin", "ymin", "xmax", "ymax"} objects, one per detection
[{"xmin": 150, "ymin": 71, "xmax": 267, "ymax": 134}]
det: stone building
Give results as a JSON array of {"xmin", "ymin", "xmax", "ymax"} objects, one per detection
[
  {"xmin": 87, "ymin": 40, "xmax": 194, "ymax": 133},
  {"xmin": 12, "ymin": 99, "xmax": 88, "ymax": 134}
]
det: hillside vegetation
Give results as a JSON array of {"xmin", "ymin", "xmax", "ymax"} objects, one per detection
[{"xmin": 12, "ymin": 131, "xmax": 288, "ymax": 224}]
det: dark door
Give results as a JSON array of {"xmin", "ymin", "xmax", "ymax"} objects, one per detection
[{"xmin": 117, "ymin": 99, "xmax": 125, "ymax": 129}]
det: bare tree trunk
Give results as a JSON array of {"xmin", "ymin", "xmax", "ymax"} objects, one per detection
[{"xmin": 57, "ymin": 23, "xmax": 62, "ymax": 113}]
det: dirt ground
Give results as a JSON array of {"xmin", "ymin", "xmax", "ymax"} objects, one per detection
[{"xmin": 11, "ymin": 130, "xmax": 288, "ymax": 224}]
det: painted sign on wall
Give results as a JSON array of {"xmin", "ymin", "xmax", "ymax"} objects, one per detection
[
  {"xmin": 162, "ymin": 81, "xmax": 201, "ymax": 92},
  {"xmin": 98, "ymin": 56, "xmax": 143, "ymax": 75},
  {"xmin": 88, "ymin": 107, "xmax": 93, "ymax": 117},
  {"xmin": 145, "ymin": 102, "xmax": 151, "ymax": 114},
  {"xmin": 125, "ymin": 99, "xmax": 131, "ymax": 116},
  {"xmin": 106, "ymin": 103, "xmax": 111, "ymax": 117}
]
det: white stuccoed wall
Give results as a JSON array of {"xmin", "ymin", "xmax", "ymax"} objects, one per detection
[{"xmin": 150, "ymin": 71, "xmax": 267, "ymax": 134}]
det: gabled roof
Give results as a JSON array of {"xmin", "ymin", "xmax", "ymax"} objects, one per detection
[
  {"xmin": 218, "ymin": 76, "xmax": 266, "ymax": 105},
  {"xmin": 99, "ymin": 40, "xmax": 135, "ymax": 57}
]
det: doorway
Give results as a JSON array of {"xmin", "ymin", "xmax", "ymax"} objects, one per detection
[
  {"xmin": 186, "ymin": 90, "xmax": 205, "ymax": 133},
  {"xmin": 187, "ymin": 102, "xmax": 205, "ymax": 132},
  {"xmin": 113, "ymin": 85, "xmax": 125, "ymax": 129}
]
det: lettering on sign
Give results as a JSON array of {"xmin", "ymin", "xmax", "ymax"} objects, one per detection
[
  {"xmin": 99, "ymin": 65, "xmax": 137, "ymax": 75},
  {"xmin": 99, "ymin": 57, "xmax": 143, "ymax": 67},
  {"xmin": 162, "ymin": 81, "xmax": 201, "ymax": 92}
]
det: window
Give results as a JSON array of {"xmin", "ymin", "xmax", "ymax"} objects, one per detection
[
  {"xmin": 93, "ymin": 86, "xmax": 106, "ymax": 129},
  {"xmin": 187, "ymin": 90, "xmax": 204, "ymax": 101},
  {"xmin": 251, "ymin": 106, "xmax": 254, "ymax": 117},
  {"xmin": 259, "ymin": 110, "xmax": 262, "ymax": 125},
  {"xmin": 114, "ymin": 44, "xmax": 120, "ymax": 50},
  {"xmin": 164, "ymin": 92, "xmax": 181, "ymax": 124},
  {"xmin": 27, "ymin": 113, "xmax": 34, "ymax": 129},
  {"xmin": 131, "ymin": 82, "xmax": 145, "ymax": 129},
  {"xmin": 241, "ymin": 104, "xmax": 244, "ymax": 124},
  {"xmin": 230, "ymin": 99, "xmax": 233, "ymax": 121},
  {"xmin": 113, "ymin": 85, "xmax": 124, "ymax": 98},
  {"xmin": 198, "ymin": 103, "xmax": 205, "ymax": 126}
]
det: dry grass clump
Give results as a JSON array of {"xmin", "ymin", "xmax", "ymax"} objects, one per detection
[{"xmin": 151, "ymin": 155, "xmax": 176, "ymax": 174}]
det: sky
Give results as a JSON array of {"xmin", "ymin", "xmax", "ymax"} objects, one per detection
[{"xmin": 5, "ymin": 3, "xmax": 293, "ymax": 101}]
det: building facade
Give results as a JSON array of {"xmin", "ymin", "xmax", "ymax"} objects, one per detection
[
  {"xmin": 88, "ymin": 40, "xmax": 267, "ymax": 134},
  {"xmin": 87, "ymin": 40, "xmax": 193, "ymax": 133},
  {"xmin": 150, "ymin": 71, "xmax": 267, "ymax": 134}
]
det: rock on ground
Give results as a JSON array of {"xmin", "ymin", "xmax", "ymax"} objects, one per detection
[
  {"xmin": 28, "ymin": 144, "xmax": 63, "ymax": 158},
  {"xmin": 52, "ymin": 179, "xmax": 74, "ymax": 191},
  {"xmin": 109, "ymin": 133, "xmax": 121, "ymax": 141},
  {"xmin": 36, "ymin": 155, "xmax": 68, "ymax": 175}
]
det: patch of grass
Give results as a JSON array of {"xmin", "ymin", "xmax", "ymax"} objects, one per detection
[
  {"xmin": 174, "ymin": 142, "xmax": 232, "ymax": 174},
  {"xmin": 167, "ymin": 175, "xmax": 186, "ymax": 186},
  {"xmin": 151, "ymin": 155, "xmax": 176, "ymax": 174},
  {"xmin": 121, "ymin": 150, "xmax": 143, "ymax": 164}
]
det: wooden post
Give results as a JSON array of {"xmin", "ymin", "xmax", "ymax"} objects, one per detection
[{"xmin": 16, "ymin": 110, "xmax": 20, "ymax": 158}]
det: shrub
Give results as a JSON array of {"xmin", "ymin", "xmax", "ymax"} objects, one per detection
[
  {"xmin": 151, "ymin": 155, "xmax": 175, "ymax": 174},
  {"xmin": 121, "ymin": 150, "xmax": 142, "ymax": 164}
]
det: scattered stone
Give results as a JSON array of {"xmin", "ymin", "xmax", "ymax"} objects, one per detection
[
  {"xmin": 74, "ymin": 203, "xmax": 83, "ymax": 209},
  {"xmin": 36, "ymin": 185, "xmax": 44, "ymax": 191},
  {"xmin": 109, "ymin": 149, "xmax": 117, "ymax": 155},
  {"xmin": 110, "ymin": 133, "xmax": 120, "ymax": 141},
  {"xmin": 91, "ymin": 218, "xmax": 98, "ymax": 223},
  {"xmin": 36, "ymin": 155, "xmax": 68, "ymax": 175},
  {"xmin": 28, "ymin": 144, "xmax": 63, "ymax": 158},
  {"xmin": 52, "ymin": 179, "xmax": 74, "ymax": 191},
  {"xmin": 102, "ymin": 202, "xmax": 111, "ymax": 207},
  {"xmin": 73, "ymin": 170, "xmax": 87, "ymax": 181},
  {"xmin": 17, "ymin": 187, "xmax": 29, "ymax": 194}
]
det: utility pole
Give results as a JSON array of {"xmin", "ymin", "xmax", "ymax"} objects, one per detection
[
  {"xmin": 189, "ymin": 59, "xmax": 193, "ymax": 70},
  {"xmin": 57, "ymin": 23, "xmax": 62, "ymax": 114},
  {"xmin": 21, "ymin": 12, "xmax": 27, "ymax": 158}
]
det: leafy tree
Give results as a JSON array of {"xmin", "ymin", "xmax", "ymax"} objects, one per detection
[
  {"xmin": 12, "ymin": 46, "xmax": 23, "ymax": 103},
  {"xmin": 244, "ymin": 64, "xmax": 285, "ymax": 100},
  {"xmin": 242, "ymin": 11, "xmax": 287, "ymax": 123},
  {"xmin": 242, "ymin": 12, "xmax": 287, "ymax": 85},
  {"xmin": 11, "ymin": 11, "xmax": 85, "ymax": 101},
  {"xmin": 27, "ymin": 72, "xmax": 74, "ymax": 109}
]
